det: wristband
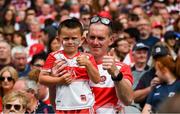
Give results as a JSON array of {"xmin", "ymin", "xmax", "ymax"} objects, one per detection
[{"xmin": 111, "ymin": 72, "xmax": 123, "ymax": 81}]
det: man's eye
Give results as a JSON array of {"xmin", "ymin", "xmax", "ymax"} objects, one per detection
[
  {"xmin": 89, "ymin": 36, "xmax": 96, "ymax": 40},
  {"xmin": 98, "ymin": 37, "xmax": 105, "ymax": 41}
]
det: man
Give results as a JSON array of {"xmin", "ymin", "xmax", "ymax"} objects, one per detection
[
  {"xmin": 137, "ymin": 18, "xmax": 159, "ymax": 51},
  {"xmin": 0, "ymin": 40, "xmax": 12, "ymax": 70},
  {"xmin": 132, "ymin": 43, "xmax": 150, "ymax": 89},
  {"xmin": 134, "ymin": 44, "xmax": 169, "ymax": 109},
  {"xmin": 124, "ymin": 43, "xmax": 150, "ymax": 113},
  {"xmin": 11, "ymin": 46, "xmax": 31, "ymax": 77},
  {"xmin": 87, "ymin": 16, "xmax": 133, "ymax": 114}
]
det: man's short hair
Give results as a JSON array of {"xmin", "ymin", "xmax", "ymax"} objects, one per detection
[
  {"xmin": 0, "ymin": 40, "xmax": 11, "ymax": 50},
  {"xmin": 58, "ymin": 18, "xmax": 83, "ymax": 35},
  {"xmin": 11, "ymin": 46, "xmax": 28, "ymax": 59}
]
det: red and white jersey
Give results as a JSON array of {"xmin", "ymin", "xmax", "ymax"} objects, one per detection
[
  {"xmin": 89, "ymin": 62, "xmax": 133, "ymax": 113},
  {"xmin": 42, "ymin": 50, "xmax": 98, "ymax": 110}
]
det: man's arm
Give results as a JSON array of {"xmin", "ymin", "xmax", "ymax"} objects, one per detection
[
  {"xmin": 39, "ymin": 60, "xmax": 73, "ymax": 86},
  {"xmin": 134, "ymin": 77, "xmax": 160, "ymax": 103},
  {"xmin": 39, "ymin": 71, "xmax": 72, "ymax": 86},
  {"xmin": 134, "ymin": 87, "xmax": 152, "ymax": 102},
  {"xmin": 142, "ymin": 104, "xmax": 152, "ymax": 114},
  {"xmin": 76, "ymin": 54, "xmax": 101, "ymax": 83},
  {"xmin": 102, "ymin": 55, "xmax": 133, "ymax": 105},
  {"xmin": 114, "ymin": 79, "xmax": 134, "ymax": 106}
]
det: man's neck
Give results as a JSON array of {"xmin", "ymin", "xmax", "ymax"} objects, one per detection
[
  {"xmin": 94, "ymin": 56, "xmax": 104, "ymax": 64},
  {"xmin": 0, "ymin": 58, "xmax": 11, "ymax": 66},
  {"xmin": 135, "ymin": 62, "xmax": 147, "ymax": 71}
]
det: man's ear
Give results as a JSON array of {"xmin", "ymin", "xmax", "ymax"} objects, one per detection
[
  {"xmin": 79, "ymin": 36, "xmax": 85, "ymax": 47},
  {"xmin": 108, "ymin": 35, "xmax": 114, "ymax": 46},
  {"xmin": 56, "ymin": 35, "xmax": 61, "ymax": 42}
]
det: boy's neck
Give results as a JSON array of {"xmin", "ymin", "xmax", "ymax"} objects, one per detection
[{"xmin": 64, "ymin": 50, "xmax": 79, "ymax": 58}]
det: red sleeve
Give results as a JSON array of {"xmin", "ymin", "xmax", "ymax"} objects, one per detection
[
  {"xmin": 42, "ymin": 53, "xmax": 56, "ymax": 72},
  {"xmin": 88, "ymin": 54, "xmax": 98, "ymax": 69},
  {"xmin": 120, "ymin": 64, "xmax": 134, "ymax": 85}
]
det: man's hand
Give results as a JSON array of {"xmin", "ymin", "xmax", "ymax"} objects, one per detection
[
  {"xmin": 102, "ymin": 48, "xmax": 118, "ymax": 77},
  {"xmin": 102, "ymin": 55, "xmax": 118, "ymax": 77},
  {"xmin": 76, "ymin": 54, "xmax": 90, "ymax": 66},
  {"xmin": 52, "ymin": 60, "xmax": 67, "ymax": 77},
  {"xmin": 150, "ymin": 77, "xmax": 161, "ymax": 88},
  {"xmin": 59, "ymin": 72, "xmax": 73, "ymax": 85}
]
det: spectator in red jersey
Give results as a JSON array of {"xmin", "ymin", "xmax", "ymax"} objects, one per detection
[{"xmin": 87, "ymin": 16, "xmax": 133, "ymax": 114}]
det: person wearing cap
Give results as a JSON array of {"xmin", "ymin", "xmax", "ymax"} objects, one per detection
[
  {"xmin": 134, "ymin": 43, "xmax": 169, "ymax": 110},
  {"xmin": 131, "ymin": 43, "xmax": 150, "ymax": 89},
  {"xmin": 164, "ymin": 31, "xmax": 177, "ymax": 60},
  {"xmin": 124, "ymin": 43, "xmax": 150, "ymax": 113},
  {"xmin": 142, "ymin": 45, "xmax": 180, "ymax": 114}
]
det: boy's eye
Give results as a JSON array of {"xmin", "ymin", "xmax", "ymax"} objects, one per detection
[
  {"xmin": 72, "ymin": 37, "xmax": 78, "ymax": 40},
  {"xmin": 63, "ymin": 37, "xmax": 70, "ymax": 41}
]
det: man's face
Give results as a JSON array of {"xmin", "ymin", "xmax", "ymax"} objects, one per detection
[
  {"xmin": 13, "ymin": 53, "xmax": 27, "ymax": 71},
  {"xmin": 167, "ymin": 38, "xmax": 176, "ymax": 47},
  {"xmin": 116, "ymin": 40, "xmax": 130, "ymax": 54},
  {"xmin": 133, "ymin": 49, "xmax": 148, "ymax": 64},
  {"xmin": 0, "ymin": 43, "xmax": 11, "ymax": 60},
  {"xmin": 59, "ymin": 27, "xmax": 82, "ymax": 55},
  {"xmin": 31, "ymin": 59, "xmax": 45, "ymax": 70},
  {"xmin": 137, "ymin": 19, "xmax": 151, "ymax": 39},
  {"xmin": 80, "ymin": 14, "xmax": 91, "ymax": 29},
  {"xmin": 87, "ymin": 24, "xmax": 112, "ymax": 59}
]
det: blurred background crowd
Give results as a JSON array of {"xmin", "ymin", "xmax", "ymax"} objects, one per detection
[{"xmin": 0, "ymin": 0, "xmax": 179, "ymax": 113}]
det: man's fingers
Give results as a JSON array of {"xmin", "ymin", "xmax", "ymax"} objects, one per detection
[
  {"xmin": 56, "ymin": 64, "xmax": 67, "ymax": 73},
  {"xmin": 102, "ymin": 63, "xmax": 113, "ymax": 66},
  {"xmin": 108, "ymin": 48, "xmax": 115, "ymax": 56},
  {"xmin": 57, "ymin": 70, "xmax": 68, "ymax": 77}
]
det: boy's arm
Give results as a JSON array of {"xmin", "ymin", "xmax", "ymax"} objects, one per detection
[{"xmin": 76, "ymin": 55, "xmax": 100, "ymax": 84}]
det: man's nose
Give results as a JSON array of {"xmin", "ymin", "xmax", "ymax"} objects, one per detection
[{"xmin": 93, "ymin": 38, "xmax": 99, "ymax": 44}]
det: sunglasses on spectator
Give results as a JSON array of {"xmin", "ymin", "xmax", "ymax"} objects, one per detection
[
  {"xmin": 90, "ymin": 16, "xmax": 112, "ymax": 27},
  {"xmin": 0, "ymin": 77, "xmax": 13, "ymax": 82},
  {"xmin": 4, "ymin": 104, "xmax": 24, "ymax": 111},
  {"xmin": 33, "ymin": 64, "xmax": 43, "ymax": 67}
]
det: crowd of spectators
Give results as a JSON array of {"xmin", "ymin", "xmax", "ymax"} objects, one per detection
[{"xmin": 0, "ymin": 0, "xmax": 180, "ymax": 113}]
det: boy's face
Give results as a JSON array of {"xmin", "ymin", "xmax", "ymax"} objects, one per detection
[{"xmin": 58, "ymin": 27, "xmax": 82, "ymax": 55}]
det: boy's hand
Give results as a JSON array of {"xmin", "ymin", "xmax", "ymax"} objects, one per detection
[
  {"xmin": 76, "ymin": 54, "xmax": 90, "ymax": 66},
  {"xmin": 52, "ymin": 60, "xmax": 67, "ymax": 77}
]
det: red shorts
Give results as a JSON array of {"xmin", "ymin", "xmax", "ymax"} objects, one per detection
[{"xmin": 56, "ymin": 108, "xmax": 94, "ymax": 114}]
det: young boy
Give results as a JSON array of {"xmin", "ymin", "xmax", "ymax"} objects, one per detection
[{"xmin": 39, "ymin": 18, "xmax": 100, "ymax": 113}]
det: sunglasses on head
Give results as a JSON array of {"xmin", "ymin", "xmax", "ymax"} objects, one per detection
[
  {"xmin": 90, "ymin": 16, "xmax": 112, "ymax": 27},
  {"xmin": 4, "ymin": 104, "xmax": 24, "ymax": 111},
  {"xmin": 0, "ymin": 77, "xmax": 13, "ymax": 82}
]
